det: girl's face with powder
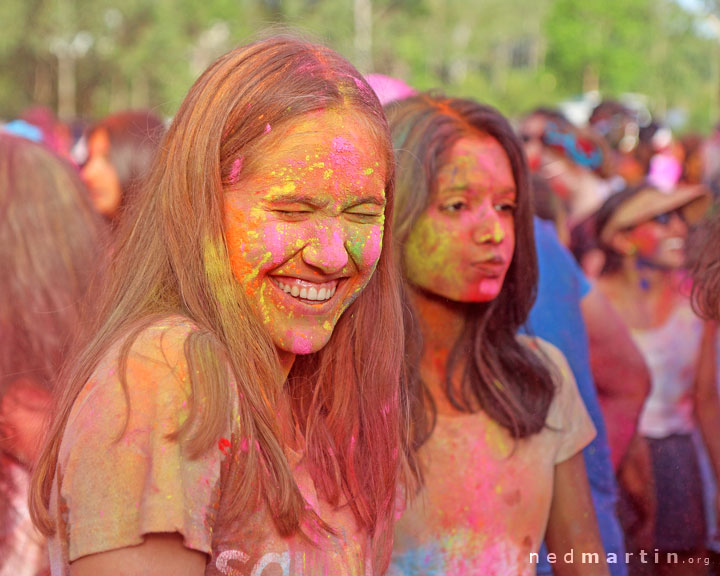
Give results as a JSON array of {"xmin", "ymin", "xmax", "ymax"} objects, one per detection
[
  {"xmin": 624, "ymin": 210, "xmax": 689, "ymax": 269},
  {"xmin": 224, "ymin": 109, "xmax": 387, "ymax": 355},
  {"xmin": 404, "ymin": 134, "xmax": 516, "ymax": 302}
]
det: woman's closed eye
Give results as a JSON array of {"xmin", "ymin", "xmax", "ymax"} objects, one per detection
[
  {"xmin": 345, "ymin": 203, "xmax": 384, "ymax": 222},
  {"xmin": 270, "ymin": 205, "xmax": 314, "ymax": 220}
]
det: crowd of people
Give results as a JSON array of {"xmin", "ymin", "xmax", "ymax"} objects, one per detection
[{"xmin": 1, "ymin": 32, "xmax": 720, "ymax": 576}]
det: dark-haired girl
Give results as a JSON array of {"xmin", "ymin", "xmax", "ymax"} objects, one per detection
[{"xmin": 387, "ymin": 94, "xmax": 608, "ymax": 575}]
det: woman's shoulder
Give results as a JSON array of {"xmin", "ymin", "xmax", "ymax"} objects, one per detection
[
  {"xmin": 69, "ymin": 315, "xmax": 205, "ymax": 428},
  {"xmin": 518, "ymin": 336, "xmax": 596, "ymax": 459},
  {"xmin": 516, "ymin": 334, "xmax": 569, "ymax": 375},
  {"xmin": 121, "ymin": 314, "xmax": 200, "ymax": 364}
]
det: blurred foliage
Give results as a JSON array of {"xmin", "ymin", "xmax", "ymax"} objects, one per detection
[{"xmin": 0, "ymin": 0, "xmax": 719, "ymax": 131}]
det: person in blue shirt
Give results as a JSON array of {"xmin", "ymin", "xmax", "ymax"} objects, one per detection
[{"xmin": 525, "ymin": 217, "xmax": 649, "ymax": 576}]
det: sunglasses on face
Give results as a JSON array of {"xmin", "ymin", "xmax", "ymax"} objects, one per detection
[{"xmin": 651, "ymin": 208, "xmax": 685, "ymax": 226}]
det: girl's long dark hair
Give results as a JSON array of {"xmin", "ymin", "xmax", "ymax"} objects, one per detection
[{"xmin": 386, "ymin": 94, "xmax": 556, "ymax": 442}]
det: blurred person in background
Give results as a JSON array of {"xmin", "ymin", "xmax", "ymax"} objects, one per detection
[
  {"xmin": 0, "ymin": 133, "xmax": 105, "ymax": 576},
  {"xmin": 521, "ymin": 108, "xmax": 617, "ymax": 233},
  {"xmin": 528, "ymin": 171, "xmax": 650, "ymax": 576},
  {"xmin": 679, "ymin": 133, "xmax": 705, "ymax": 187},
  {"xmin": 594, "ymin": 184, "xmax": 716, "ymax": 575},
  {"xmin": 523, "ymin": 120, "xmax": 651, "ymax": 472},
  {"xmin": 589, "ymin": 100, "xmax": 645, "ymax": 187},
  {"xmin": 80, "ymin": 109, "xmax": 165, "ymax": 224}
]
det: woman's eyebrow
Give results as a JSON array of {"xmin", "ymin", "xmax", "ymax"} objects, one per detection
[
  {"xmin": 262, "ymin": 192, "xmax": 328, "ymax": 208},
  {"xmin": 348, "ymin": 194, "xmax": 386, "ymax": 206}
]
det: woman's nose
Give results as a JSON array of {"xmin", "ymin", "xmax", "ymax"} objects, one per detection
[
  {"xmin": 471, "ymin": 205, "xmax": 505, "ymax": 245},
  {"xmin": 668, "ymin": 211, "xmax": 688, "ymax": 235},
  {"xmin": 301, "ymin": 219, "xmax": 349, "ymax": 273}
]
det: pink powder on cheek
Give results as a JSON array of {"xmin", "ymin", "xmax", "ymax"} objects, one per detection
[
  {"xmin": 262, "ymin": 223, "xmax": 293, "ymax": 265},
  {"xmin": 264, "ymin": 123, "xmax": 271, "ymax": 134},
  {"xmin": 361, "ymin": 226, "xmax": 383, "ymax": 266},
  {"xmin": 630, "ymin": 224, "xmax": 661, "ymax": 257}
]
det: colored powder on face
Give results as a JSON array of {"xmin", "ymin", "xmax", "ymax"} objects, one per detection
[
  {"xmin": 290, "ymin": 332, "xmax": 313, "ymax": 355},
  {"xmin": 264, "ymin": 123, "xmax": 272, "ymax": 134},
  {"xmin": 229, "ymin": 156, "xmax": 244, "ymax": 184},
  {"xmin": 363, "ymin": 167, "xmax": 374, "ymax": 176},
  {"xmin": 491, "ymin": 221, "xmax": 504, "ymax": 243}
]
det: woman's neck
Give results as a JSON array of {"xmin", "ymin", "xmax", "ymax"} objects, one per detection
[
  {"xmin": 599, "ymin": 259, "xmax": 679, "ymax": 329},
  {"xmin": 409, "ymin": 287, "xmax": 472, "ymax": 415}
]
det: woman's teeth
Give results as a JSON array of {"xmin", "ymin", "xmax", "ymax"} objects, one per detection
[
  {"xmin": 275, "ymin": 280, "xmax": 337, "ymax": 301},
  {"xmin": 664, "ymin": 237, "xmax": 685, "ymax": 250}
]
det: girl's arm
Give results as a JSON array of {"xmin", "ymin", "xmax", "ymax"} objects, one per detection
[
  {"xmin": 70, "ymin": 533, "xmax": 207, "ymax": 576},
  {"xmin": 545, "ymin": 452, "xmax": 610, "ymax": 576}
]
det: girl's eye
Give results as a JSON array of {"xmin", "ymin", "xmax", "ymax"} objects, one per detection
[
  {"xmin": 494, "ymin": 202, "xmax": 517, "ymax": 213},
  {"xmin": 440, "ymin": 200, "xmax": 468, "ymax": 213}
]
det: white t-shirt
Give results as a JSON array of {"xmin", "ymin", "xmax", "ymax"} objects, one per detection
[
  {"xmin": 632, "ymin": 302, "xmax": 719, "ymax": 438},
  {"xmin": 390, "ymin": 337, "xmax": 596, "ymax": 576},
  {"xmin": 1, "ymin": 460, "xmax": 48, "ymax": 576}
]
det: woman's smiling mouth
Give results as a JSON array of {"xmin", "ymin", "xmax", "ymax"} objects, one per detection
[{"xmin": 271, "ymin": 276, "xmax": 340, "ymax": 303}]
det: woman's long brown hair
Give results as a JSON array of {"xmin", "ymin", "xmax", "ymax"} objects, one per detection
[
  {"xmin": 30, "ymin": 34, "xmax": 417, "ymax": 572},
  {"xmin": 386, "ymin": 94, "xmax": 556, "ymax": 442}
]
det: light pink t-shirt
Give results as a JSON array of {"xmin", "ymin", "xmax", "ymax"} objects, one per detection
[
  {"xmin": 632, "ymin": 301, "xmax": 711, "ymax": 438},
  {"xmin": 390, "ymin": 337, "xmax": 596, "ymax": 576},
  {"xmin": 48, "ymin": 318, "xmax": 372, "ymax": 576}
]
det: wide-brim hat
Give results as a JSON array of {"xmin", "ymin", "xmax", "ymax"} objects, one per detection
[{"xmin": 599, "ymin": 184, "xmax": 711, "ymax": 244}]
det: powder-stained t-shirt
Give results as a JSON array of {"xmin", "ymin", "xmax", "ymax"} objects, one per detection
[
  {"xmin": 48, "ymin": 317, "xmax": 372, "ymax": 576},
  {"xmin": 390, "ymin": 337, "xmax": 596, "ymax": 576}
]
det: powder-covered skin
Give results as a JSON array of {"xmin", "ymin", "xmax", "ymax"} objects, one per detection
[
  {"xmin": 390, "ymin": 338, "xmax": 596, "ymax": 576},
  {"xmin": 623, "ymin": 212, "xmax": 687, "ymax": 270},
  {"xmin": 224, "ymin": 109, "xmax": 386, "ymax": 355},
  {"xmin": 404, "ymin": 135, "xmax": 516, "ymax": 302},
  {"xmin": 49, "ymin": 319, "xmax": 373, "ymax": 575}
]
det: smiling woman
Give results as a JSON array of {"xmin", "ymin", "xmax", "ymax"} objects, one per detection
[
  {"xmin": 30, "ymin": 34, "xmax": 417, "ymax": 576},
  {"xmin": 593, "ymin": 183, "xmax": 717, "ymax": 576},
  {"xmin": 223, "ymin": 109, "xmax": 388, "ymax": 355}
]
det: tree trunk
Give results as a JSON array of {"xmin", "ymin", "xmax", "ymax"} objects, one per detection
[{"xmin": 354, "ymin": 0, "xmax": 373, "ymax": 73}]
